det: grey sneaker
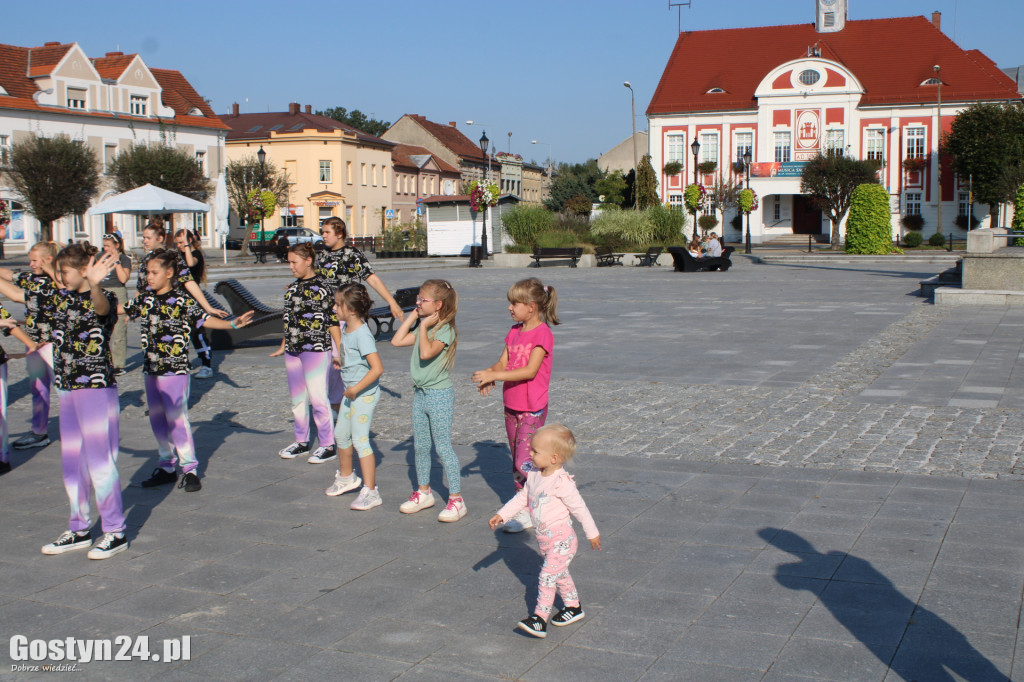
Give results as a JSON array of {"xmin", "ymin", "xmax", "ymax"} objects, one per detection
[
  {"xmin": 87, "ymin": 533, "xmax": 128, "ymax": 560},
  {"xmin": 13, "ymin": 433, "xmax": 50, "ymax": 450},
  {"xmin": 41, "ymin": 530, "xmax": 91, "ymax": 555},
  {"xmin": 195, "ymin": 366, "xmax": 214, "ymax": 379},
  {"xmin": 503, "ymin": 509, "xmax": 533, "ymax": 533},
  {"xmin": 350, "ymin": 486, "xmax": 382, "ymax": 511},
  {"xmin": 307, "ymin": 445, "xmax": 337, "ymax": 464},
  {"xmin": 279, "ymin": 441, "xmax": 311, "ymax": 459},
  {"xmin": 326, "ymin": 472, "xmax": 361, "ymax": 497}
]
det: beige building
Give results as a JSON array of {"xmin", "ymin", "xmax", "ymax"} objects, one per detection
[
  {"xmin": 521, "ymin": 161, "xmax": 547, "ymax": 204},
  {"xmin": 382, "ymin": 115, "xmax": 491, "ymax": 191},
  {"xmin": 390, "ymin": 144, "xmax": 461, "ymax": 225},
  {"xmin": 220, "ymin": 103, "xmax": 395, "ymax": 237},
  {"xmin": 598, "ymin": 131, "xmax": 649, "ymax": 175}
]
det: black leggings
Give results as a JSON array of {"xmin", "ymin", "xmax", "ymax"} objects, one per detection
[{"xmin": 191, "ymin": 327, "xmax": 212, "ymax": 367}]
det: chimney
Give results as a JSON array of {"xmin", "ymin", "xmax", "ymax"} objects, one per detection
[
  {"xmin": 304, "ymin": 105, "xmax": 311, "ymax": 114},
  {"xmin": 44, "ymin": 41, "xmax": 61, "ymax": 47},
  {"xmin": 105, "ymin": 51, "xmax": 124, "ymax": 58},
  {"xmin": 288, "ymin": 102, "xmax": 299, "ymax": 115},
  {"xmin": 931, "ymin": 11, "xmax": 941, "ymax": 30},
  {"xmin": 449, "ymin": 121, "xmax": 457, "ymax": 128},
  {"xmin": 232, "ymin": 102, "xmax": 239, "ymax": 117}
]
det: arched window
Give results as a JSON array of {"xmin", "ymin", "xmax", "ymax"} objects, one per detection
[{"xmin": 798, "ymin": 70, "xmax": 821, "ymax": 86}]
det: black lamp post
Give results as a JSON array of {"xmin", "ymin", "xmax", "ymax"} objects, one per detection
[
  {"xmin": 743, "ymin": 149, "xmax": 753, "ymax": 255},
  {"xmin": 478, "ymin": 131, "xmax": 489, "ymax": 263},
  {"xmin": 256, "ymin": 145, "xmax": 267, "ymax": 264},
  {"xmin": 691, "ymin": 138, "xmax": 700, "ymax": 239}
]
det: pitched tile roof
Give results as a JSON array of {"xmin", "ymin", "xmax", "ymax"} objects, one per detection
[
  {"xmin": 219, "ymin": 110, "xmax": 394, "ymax": 146},
  {"xmin": 91, "ymin": 52, "xmax": 136, "ymax": 80},
  {"xmin": 391, "ymin": 143, "xmax": 460, "ymax": 173},
  {"xmin": 648, "ymin": 16, "xmax": 1021, "ymax": 115},
  {"xmin": 26, "ymin": 42, "xmax": 72, "ymax": 77},
  {"xmin": 405, "ymin": 115, "xmax": 489, "ymax": 164}
]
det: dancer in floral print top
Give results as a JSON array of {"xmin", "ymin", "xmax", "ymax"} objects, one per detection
[{"xmin": 0, "ymin": 301, "xmax": 40, "ymax": 474}]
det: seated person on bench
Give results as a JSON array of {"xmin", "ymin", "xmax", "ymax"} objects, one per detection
[
  {"xmin": 688, "ymin": 237, "xmax": 704, "ymax": 260},
  {"xmin": 706, "ymin": 232, "xmax": 723, "ymax": 258}
]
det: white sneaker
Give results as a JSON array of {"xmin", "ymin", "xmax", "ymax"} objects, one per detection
[
  {"xmin": 438, "ymin": 497, "xmax": 467, "ymax": 523},
  {"xmin": 350, "ymin": 486, "xmax": 382, "ymax": 511},
  {"xmin": 325, "ymin": 472, "xmax": 361, "ymax": 497},
  {"xmin": 399, "ymin": 489, "xmax": 436, "ymax": 514},
  {"xmin": 503, "ymin": 509, "xmax": 533, "ymax": 533},
  {"xmin": 195, "ymin": 366, "xmax": 214, "ymax": 379}
]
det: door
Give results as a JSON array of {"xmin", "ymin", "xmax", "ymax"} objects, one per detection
[{"xmin": 792, "ymin": 195, "xmax": 822, "ymax": 234}]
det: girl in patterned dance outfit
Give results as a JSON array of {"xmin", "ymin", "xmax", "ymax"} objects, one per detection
[
  {"xmin": 271, "ymin": 242, "xmax": 342, "ymax": 464},
  {"xmin": 473, "ymin": 278, "xmax": 559, "ymax": 533},
  {"xmin": 99, "ymin": 234, "xmax": 132, "ymax": 375},
  {"xmin": 121, "ymin": 251, "xmax": 254, "ymax": 492},
  {"xmin": 0, "ymin": 242, "xmax": 60, "ymax": 450},
  {"xmin": 173, "ymin": 228, "xmax": 215, "ymax": 379},
  {"xmin": 40, "ymin": 244, "xmax": 128, "ymax": 560},
  {"xmin": 0, "ymin": 305, "xmax": 40, "ymax": 474},
  {"xmin": 136, "ymin": 219, "xmax": 227, "ymax": 322},
  {"xmin": 391, "ymin": 279, "xmax": 467, "ymax": 522},
  {"xmin": 489, "ymin": 424, "xmax": 601, "ymax": 639},
  {"xmin": 325, "ymin": 283, "xmax": 384, "ymax": 510},
  {"xmin": 316, "ymin": 217, "xmax": 403, "ymax": 414}
]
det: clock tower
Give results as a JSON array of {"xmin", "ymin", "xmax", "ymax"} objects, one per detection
[{"xmin": 815, "ymin": 0, "xmax": 847, "ymax": 33}]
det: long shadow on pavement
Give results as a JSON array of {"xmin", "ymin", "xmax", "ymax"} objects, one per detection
[
  {"xmin": 760, "ymin": 528, "xmax": 1008, "ymax": 682},
  {"xmin": 473, "ymin": 530, "xmax": 541, "ymax": 617}
]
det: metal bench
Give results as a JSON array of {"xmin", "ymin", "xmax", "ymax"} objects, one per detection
[
  {"xmin": 634, "ymin": 246, "xmax": 663, "ymax": 266},
  {"xmin": 206, "ymin": 279, "xmax": 285, "ymax": 349},
  {"xmin": 666, "ymin": 247, "xmax": 732, "ymax": 272},
  {"xmin": 531, "ymin": 247, "xmax": 583, "ymax": 268},
  {"xmin": 367, "ymin": 287, "xmax": 419, "ymax": 339},
  {"xmin": 594, "ymin": 246, "xmax": 625, "ymax": 266}
]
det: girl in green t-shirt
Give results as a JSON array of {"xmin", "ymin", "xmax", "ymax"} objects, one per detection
[{"xmin": 391, "ymin": 279, "xmax": 465, "ymax": 522}]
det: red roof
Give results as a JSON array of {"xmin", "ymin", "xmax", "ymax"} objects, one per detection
[
  {"xmin": 648, "ymin": 16, "xmax": 1021, "ymax": 115},
  {"xmin": 405, "ymin": 115, "xmax": 489, "ymax": 164},
  {"xmin": 391, "ymin": 143, "xmax": 460, "ymax": 173},
  {"xmin": 219, "ymin": 110, "xmax": 393, "ymax": 146},
  {"xmin": 0, "ymin": 42, "xmax": 228, "ymax": 131}
]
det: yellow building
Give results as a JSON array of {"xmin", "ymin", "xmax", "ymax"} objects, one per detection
[{"xmin": 220, "ymin": 103, "xmax": 394, "ymax": 237}]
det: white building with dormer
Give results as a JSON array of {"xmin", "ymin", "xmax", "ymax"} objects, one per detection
[
  {"xmin": 0, "ymin": 41, "xmax": 229, "ymax": 252},
  {"xmin": 647, "ymin": 2, "xmax": 1021, "ymax": 244}
]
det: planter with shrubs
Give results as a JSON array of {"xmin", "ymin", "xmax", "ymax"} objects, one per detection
[
  {"xmin": 900, "ymin": 214, "xmax": 925, "ymax": 231},
  {"xmin": 902, "ymin": 231, "xmax": 924, "ymax": 248}
]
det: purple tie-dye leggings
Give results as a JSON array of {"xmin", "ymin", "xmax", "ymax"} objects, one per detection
[
  {"xmin": 145, "ymin": 374, "xmax": 197, "ymax": 474},
  {"xmin": 285, "ymin": 351, "xmax": 335, "ymax": 447},
  {"xmin": 58, "ymin": 387, "xmax": 125, "ymax": 534},
  {"xmin": 26, "ymin": 342, "xmax": 54, "ymax": 436}
]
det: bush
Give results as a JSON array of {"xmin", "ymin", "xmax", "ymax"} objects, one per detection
[
  {"xmin": 502, "ymin": 205, "xmax": 555, "ymax": 247},
  {"xmin": 697, "ymin": 214, "xmax": 719, "ymax": 233},
  {"xmin": 928, "ymin": 232, "xmax": 946, "ymax": 247},
  {"xmin": 554, "ymin": 213, "xmax": 590, "ymax": 235},
  {"xmin": 534, "ymin": 230, "xmax": 583, "ymax": 249},
  {"xmin": 845, "ymin": 183, "xmax": 893, "ymax": 254},
  {"xmin": 564, "ymin": 194, "xmax": 592, "ymax": 217},
  {"xmin": 954, "ymin": 214, "xmax": 981, "ymax": 230},
  {"xmin": 900, "ymin": 214, "xmax": 925, "ymax": 231},
  {"xmin": 590, "ymin": 206, "xmax": 656, "ymax": 245},
  {"xmin": 902, "ymin": 231, "xmax": 923, "ymax": 248},
  {"xmin": 647, "ymin": 204, "xmax": 686, "ymax": 242},
  {"xmin": 731, "ymin": 214, "xmax": 744, "ymax": 231}
]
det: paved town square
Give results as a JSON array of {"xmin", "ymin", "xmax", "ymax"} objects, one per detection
[{"xmin": 2, "ymin": 257, "xmax": 1022, "ymax": 680}]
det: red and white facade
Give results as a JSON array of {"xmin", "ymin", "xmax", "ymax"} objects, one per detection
[{"xmin": 647, "ymin": 6, "xmax": 1021, "ymax": 243}]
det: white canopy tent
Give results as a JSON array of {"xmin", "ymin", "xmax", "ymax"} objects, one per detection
[{"xmin": 87, "ymin": 183, "xmax": 210, "ymax": 216}]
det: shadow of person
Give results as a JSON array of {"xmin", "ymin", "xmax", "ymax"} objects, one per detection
[
  {"xmin": 473, "ymin": 530, "xmax": 541, "ymax": 617},
  {"xmin": 759, "ymin": 528, "xmax": 1008, "ymax": 682},
  {"xmin": 461, "ymin": 440, "xmax": 513, "ymax": 502}
]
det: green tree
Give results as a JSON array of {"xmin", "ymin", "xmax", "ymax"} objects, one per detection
[
  {"xmin": 800, "ymin": 153, "xmax": 879, "ymax": 249},
  {"xmin": 945, "ymin": 102, "xmax": 1024, "ymax": 223},
  {"xmin": 1012, "ymin": 184, "xmax": 1024, "ymax": 231},
  {"xmin": 108, "ymin": 144, "xmax": 210, "ymax": 200},
  {"xmin": 595, "ymin": 172, "xmax": 627, "ymax": 207},
  {"xmin": 635, "ymin": 154, "xmax": 658, "ymax": 210},
  {"xmin": 707, "ymin": 174, "xmax": 740, "ymax": 227},
  {"xmin": 316, "ymin": 107, "xmax": 391, "ymax": 137},
  {"xmin": 502, "ymin": 204, "xmax": 555, "ymax": 247},
  {"xmin": 544, "ymin": 159, "xmax": 605, "ymax": 212},
  {"xmin": 845, "ymin": 183, "xmax": 893, "ymax": 254},
  {"xmin": 8, "ymin": 134, "xmax": 99, "ymax": 242},
  {"xmin": 225, "ymin": 155, "xmax": 290, "ymax": 245}
]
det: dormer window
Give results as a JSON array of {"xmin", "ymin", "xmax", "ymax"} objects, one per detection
[
  {"xmin": 798, "ymin": 70, "xmax": 821, "ymax": 86},
  {"xmin": 67, "ymin": 88, "xmax": 86, "ymax": 110},
  {"xmin": 247, "ymin": 125, "xmax": 262, "ymax": 133},
  {"xmin": 188, "ymin": 107, "xmax": 202, "ymax": 116},
  {"xmin": 269, "ymin": 124, "xmax": 283, "ymax": 131},
  {"xmin": 706, "ymin": 87, "xmax": 726, "ymax": 93},
  {"xmin": 130, "ymin": 95, "xmax": 148, "ymax": 116},
  {"xmin": 289, "ymin": 123, "xmax": 304, "ymax": 131},
  {"xmin": 920, "ymin": 77, "xmax": 942, "ymax": 86}
]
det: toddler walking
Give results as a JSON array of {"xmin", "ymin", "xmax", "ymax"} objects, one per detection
[
  {"xmin": 391, "ymin": 279, "xmax": 465, "ymax": 522},
  {"xmin": 489, "ymin": 424, "xmax": 601, "ymax": 638},
  {"xmin": 473, "ymin": 278, "xmax": 559, "ymax": 533}
]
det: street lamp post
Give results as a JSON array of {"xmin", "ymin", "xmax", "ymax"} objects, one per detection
[
  {"xmin": 743, "ymin": 150, "xmax": 753, "ymax": 255},
  {"xmin": 624, "ymin": 82, "xmax": 639, "ymax": 209},
  {"xmin": 256, "ymin": 145, "xmax": 267, "ymax": 264},
  {"xmin": 531, "ymin": 140, "xmax": 552, "ymax": 204},
  {"xmin": 691, "ymin": 138, "xmax": 700, "ymax": 239},
  {"xmin": 478, "ymin": 131, "xmax": 489, "ymax": 265},
  {"xmin": 934, "ymin": 64, "xmax": 943, "ymax": 237}
]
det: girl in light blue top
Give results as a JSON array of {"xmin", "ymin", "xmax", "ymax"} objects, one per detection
[{"xmin": 391, "ymin": 279, "xmax": 465, "ymax": 522}]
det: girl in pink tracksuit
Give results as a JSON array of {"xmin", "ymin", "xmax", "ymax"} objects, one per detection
[{"xmin": 489, "ymin": 423, "xmax": 601, "ymax": 639}]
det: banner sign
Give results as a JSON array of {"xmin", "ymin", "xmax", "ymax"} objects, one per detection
[{"xmin": 749, "ymin": 162, "xmax": 807, "ymax": 178}]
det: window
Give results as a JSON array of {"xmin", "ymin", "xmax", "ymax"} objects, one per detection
[
  {"xmin": 706, "ymin": 88, "xmax": 726, "ymax": 94},
  {"xmin": 282, "ymin": 213, "xmax": 300, "ymax": 228},
  {"xmin": 699, "ymin": 132, "xmax": 718, "ymax": 163},
  {"xmin": 773, "ymin": 197, "xmax": 782, "ymax": 221},
  {"xmin": 382, "ymin": 167, "xmax": 387, "ymax": 187},
  {"xmin": 958, "ymin": 191, "xmax": 970, "ymax": 217},
  {"xmin": 194, "ymin": 212, "xmax": 207, "ymax": 237},
  {"xmin": 823, "ymin": 12, "xmax": 835, "ymax": 27},
  {"xmin": 0, "ymin": 135, "xmax": 10, "ymax": 167},
  {"xmin": 289, "ymin": 123, "xmax": 304, "ymax": 131},
  {"xmin": 798, "ymin": 70, "xmax": 821, "ymax": 86},
  {"xmin": 372, "ymin": 164, "xmax": 378, "ymax": 186},
  {"xmin": 67, "ymin": 88, "xmax": 86, "ymax": 110},
  {"xmin": 346, "ymin": 161, "xmax": 353, "ymax": 184},
  {"xmin": 130, "ymin": 95, "xmax": 147, "ymax": 116},
  {"xmin": 319, "ymin": 160, "xmax": 332, "ymax": 184},
  {"xmin": 825, "ymin": 129, "xmax": 844, "ymax": 156},
  {"xmin": 72, "ymin": 214, "xmax": 88, "ymax": 239},
  {"xmin": 668, "ymin": 194, "xmax": 684, "ymax": 211},
  {"xmin": 774, "ymin": 132, "xmax": 791, "ymax": 163},
  {"xmin": 906, "ymin": 127, "xmax": 926, "ymax": 159},
  {"xmin": 318, "ymin": 207, "xmax": 333, "ymax": 223},
  {"xmin": 104, "ymin": 144, "xmax": 117, "ymax": 173},
  {"xmin": 247, "ymin": 125, "xmax": 262, "ymax": 133},
  {"xmin": 195, "ymin": 151, "xmax": 206, "ymax": 177},
  {"xmin": 361, "ymin": 163, "xmax": 367, "ymax": 185},
  {"xmin": 734, "ymin": 132, "xmax": 753, "ymax": 164},
  {"xmin": 361, "ymin": 205, "xmax": 366, "ymax": 230},
  {"xmin": 666, "ymin": 133, "xmax": 685, "ymax": 163},
  {"xmin": 865, "ymin": 128, "xmax": 885, "ymax": 161},
  {"xmin": 905, "ymin": 192, "xmax": 922, "ymax": 215}
]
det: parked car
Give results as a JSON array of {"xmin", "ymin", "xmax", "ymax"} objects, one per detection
[
  {"xmin": 273, "ymin": 227, "xmax": 323, "ymax": 245},
  {"xmin": 225, "ymin": 238, "xmax": 243, "ymax": 250}
]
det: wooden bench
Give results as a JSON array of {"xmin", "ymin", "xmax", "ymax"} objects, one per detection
[
  {"xmin": 666, "ymin": 247, "xmax": 732, "ymax": 272},
  {"xmin": 634, "ymin": 246, "xmax": 663, "ymax": 266},
  {"xmin": 531, "ymin": 247, "xmax": 583, "ymax": 268},
  {"xmin": 207, "ymin": 279, "xmax": 285, "ymax": 349},
  {"xmin": 367, "ymin": 287, "xmax": 419, "ymax": 339},
  {"xmin": 594, "ymin": 246, "xmax": 625, "ymax": 267}
]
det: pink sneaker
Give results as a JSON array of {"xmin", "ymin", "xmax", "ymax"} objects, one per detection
[
  {"xmin": 399, "ymin": 489, "xmax": 436, "ymax": 514},
  {"xmin": 438, "ymin": 496, "xmax": 467, "ymax": 523}
]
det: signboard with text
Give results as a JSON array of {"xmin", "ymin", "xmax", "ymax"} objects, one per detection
[{"xmin": 749, "ymin": 162, "xmax": 807, "ymax": 178}]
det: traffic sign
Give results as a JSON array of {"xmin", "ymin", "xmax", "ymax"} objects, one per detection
[
  {"xmin": 416, "ymin": 206, "xmax": 424, "ymax": 216},
  {"xmin": 385, "ymin": 209, "xmax": 395, "ymax": 219}
]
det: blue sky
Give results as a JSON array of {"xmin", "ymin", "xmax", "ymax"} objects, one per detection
[{"xmin": 7, "ymin": 0, "xmax": 1022, "ymax": 163}]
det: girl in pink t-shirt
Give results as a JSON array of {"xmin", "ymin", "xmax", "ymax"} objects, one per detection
[{"xmin": 473, "ymin": 278, "xmax": 559, "ymax": 533}]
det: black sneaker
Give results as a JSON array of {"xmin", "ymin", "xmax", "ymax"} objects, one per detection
[
  {"xmin": 551, "ymin": 605, "xmax": 585, "ymax": 626},
  {"xmin": 41, "ymin": 530, "xmax": 91, "ymax": 555},
  {"xmin": 87, "ymin": 533, "xmax": 128, "ymax": 560},
  {"xmin": 141, "ymin": 467, "xmax": 178, "ymax": 488},
  {"xmin": 12, "ymin": 433, "xmax": 49, "ymax": 450},
  {"xmin": 179, "ymin": 472, "xmax": 202, "ymax": 492},
  {"xmin": 278, "ymin": 441, "xmax": 311, "ymax": 459},
  {"xmin": 517, "ymin": 615, "xmax": 548, "ymax": 638},
  {"xmin": 307, "ymin": 445, "xmax": 337, "ymax": 464},
  {"xmin": 0, "ymin": 461, "xmax": 10, "ymax": 475}
]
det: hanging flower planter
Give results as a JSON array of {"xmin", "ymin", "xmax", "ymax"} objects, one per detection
[
  {"xmin": 663, "ymin": 161, "xmax": 683, "ymax": 176},
  {"xmin": 738, "ymin": 188, "xmax": 759, "ymax": 213},
  {"xmin": 697, "ymin": 161, "xmax": 718, "ymax": 175},
  {"xmin": 467, "ymin": 180, "xmax": 499, "ymax": 212},
  {"xmin": 684, "ymin": 183, "xmax": 707, "ymax": 212},
  {"xmin": 902, "ymin": 158, "xmax": 928, "ymax": 173},
  {"xmin": 0, "ymin": 199, "xmax": 10, "ymax": 229},
  {"xmin": 245, "ymin": 189, "xmax": 277, "ymax": 224}
]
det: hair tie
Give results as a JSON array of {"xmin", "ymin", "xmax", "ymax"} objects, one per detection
[{"xmin": 543, "ymin": 286, "xmax": 549, "ymax": 293}]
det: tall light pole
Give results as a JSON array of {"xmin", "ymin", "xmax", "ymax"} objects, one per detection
[
  {"xmin": 691, "ymin": 138, "xmax": 700, "ymax": 239},
  {"xmin": 478, "ymin": 131, "xmax": 489, "ymax": 263},
  {"xmin": 743, "ymin": 150, "xmax": 753, "ymax": 255},
  {"xmin": 256, "ymin": 144, "xmax": 267, "ymax": 264},
  {"xmin": 624, "ymin": 82, "xmax": 639, "ymax": 209},
  {"xmin": 934, "ymin": 64, "xmax": 943, "ymax": 237}
]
